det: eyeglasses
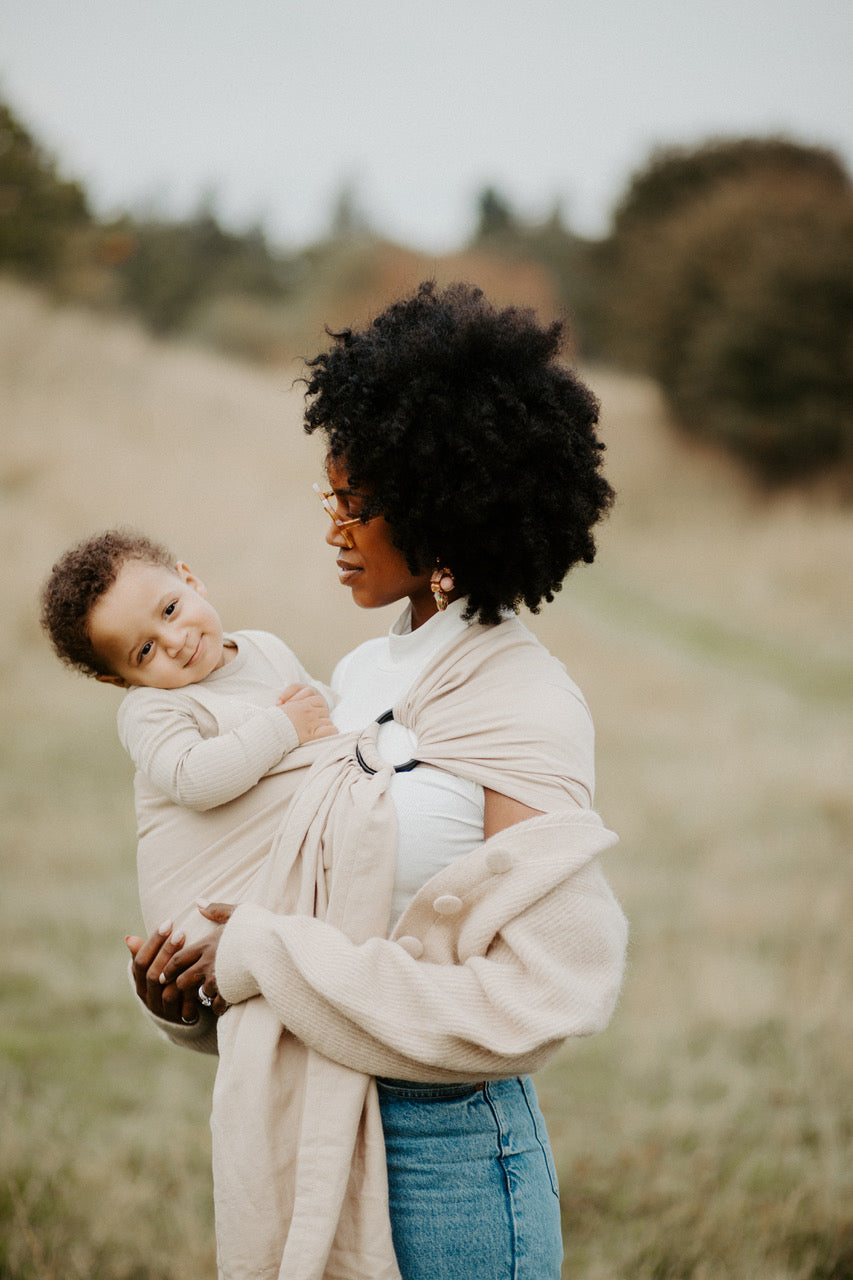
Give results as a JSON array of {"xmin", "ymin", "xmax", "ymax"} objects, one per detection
[{"xmin": 313, "ymin": 483, "xmax": 374, "ymax": 549}]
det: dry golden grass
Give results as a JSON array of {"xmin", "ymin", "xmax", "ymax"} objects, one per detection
[{"xmin": 1, "ymin": 278, "xmax": 851, "ymax": 1278}]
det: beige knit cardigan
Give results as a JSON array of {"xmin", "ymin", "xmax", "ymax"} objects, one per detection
[{"xmin": 183, "ymin": 617, "xmax": 627, "ymax": 1279}]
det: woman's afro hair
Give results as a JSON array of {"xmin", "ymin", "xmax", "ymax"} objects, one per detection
[
  {"xmin": 303, "ymin": 280, "xmax": 615, "ymax": 625},
  {"xmin": 40, "ymin": 529, "xmax": 175, "ymax": 678}
]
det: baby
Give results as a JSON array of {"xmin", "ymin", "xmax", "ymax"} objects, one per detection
[{"xmin": 40, "ymin": 529, "xmax": 337, "ymax": 963}]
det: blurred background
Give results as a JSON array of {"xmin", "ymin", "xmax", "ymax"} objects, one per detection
[{"xmin": 1, "ymin": 2, "xmax": 851, "ymax": 1276}]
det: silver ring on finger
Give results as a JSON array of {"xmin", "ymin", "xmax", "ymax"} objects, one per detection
[{"xmin": 198, "ymin": 984, "xmax": 214, "ymax": 1008}]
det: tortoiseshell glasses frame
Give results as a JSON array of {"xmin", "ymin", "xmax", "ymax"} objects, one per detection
[{"xmin": 312, "ymin": 483, "xmax": 377, "ymax": 550}]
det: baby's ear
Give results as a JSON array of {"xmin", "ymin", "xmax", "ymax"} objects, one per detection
[
  {"xmin": 175, "ymin": 561, "xmax": 207, "ymax": 597},
  {"xmin": 96, "ymin": 673, "xmax": 128, "ymax": 688}
]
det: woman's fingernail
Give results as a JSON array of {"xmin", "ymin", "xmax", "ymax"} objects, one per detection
[
  {"xmin": 170, "ymin": 930, "xmax": 185, "ymax": 946},
  {"xmin": 157, "ymin": 919, "xmax": 172, "ymax": 935},
  {"xmin": 196, "ymin": 898, "xmax": 210, "ymax": 910},
  {"xmin": 159, "ymin": 972, "xmax": 167, "ymax": 984}
]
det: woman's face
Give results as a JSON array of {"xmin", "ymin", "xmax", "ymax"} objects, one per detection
[{"xmin": 323, "ymin": 459, "xmax": 437, "ymax": 628}]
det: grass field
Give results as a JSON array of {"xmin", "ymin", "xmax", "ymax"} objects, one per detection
[{"xmin": 1, "ymin": 279, "xmax": 851, "ymax": 1278}]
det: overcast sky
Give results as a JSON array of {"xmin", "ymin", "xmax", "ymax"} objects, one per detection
[{"xmin": 1, "ymin": 0, "xmax": 850, "ymax": 251}]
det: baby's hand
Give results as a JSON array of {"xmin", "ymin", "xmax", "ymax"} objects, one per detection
[{"xmin": 276, "ymin": 683, "xmax": 338, "ymax": 744}]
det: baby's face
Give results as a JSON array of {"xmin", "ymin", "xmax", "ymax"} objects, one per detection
[{"xmin": 88, "ymin": 560, "xmax": 229, "ymax": 689}]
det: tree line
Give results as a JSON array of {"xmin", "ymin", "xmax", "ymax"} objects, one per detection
[{"xmin": 2, "ymin": 96, "xmax": 851, "ymax": 485}]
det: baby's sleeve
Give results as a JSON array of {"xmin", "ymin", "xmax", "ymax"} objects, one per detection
[{"xmin": 118, "ymin": 691, "xmax": 299, "ymax": 810}]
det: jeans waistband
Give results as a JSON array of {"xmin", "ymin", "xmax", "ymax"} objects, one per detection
[{"xmin": 375, "ymin": 1076, "xmax": 503, "ymax": 1098}]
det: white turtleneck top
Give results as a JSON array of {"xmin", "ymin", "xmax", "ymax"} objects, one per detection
[{"xmin": 330, "ymin": 599, "xmax": 486, "ymax": 929}]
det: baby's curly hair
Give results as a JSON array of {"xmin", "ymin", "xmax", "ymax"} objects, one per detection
[
  {"xmin": 40, "ymin": 529, "xmax": 175, "ymax": 678},
  {"xmin": 303, "ymin": 280, "xmax": 615, "ymax": 625}
]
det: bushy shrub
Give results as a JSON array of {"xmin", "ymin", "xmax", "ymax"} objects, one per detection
[
  {"xmin": 662, "ymin": 181, "xmax": 853, "ymax": 477},
  {"xmin": 611, "ymin": 136, "xmax": 848, "ymax": 239},
  {"xmin": 604, "ymin": 139, "xmax": 853, "ymax": 480}
]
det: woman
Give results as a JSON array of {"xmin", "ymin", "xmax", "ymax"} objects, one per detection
[{"xmin": 129, "ymin": 281, "xmax": 627, "ymax": 1280}]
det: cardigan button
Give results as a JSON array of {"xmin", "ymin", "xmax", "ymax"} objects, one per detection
[
  {"xmin": 484, "ymin": 848, "xmax": 513, "ymax": 874},
  {"xmin": 433, "ymin": 894, "xmax": 463, "ymax": 916},
  {"xmin": 396, "ymin": 935, "xmax": 424, "ymax": 959}
]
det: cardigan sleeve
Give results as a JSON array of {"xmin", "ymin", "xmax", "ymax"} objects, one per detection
[
  {"xmin": 126, "ymin": 961, "xmax": 219, "ymax": 1055},
  {"xmin": 214, "ymin": 855, "xmax": 627, "ymax": 1082},
  {"xmin": 118, "ymin": 693, "xmax": 300, "ymax": 811}
]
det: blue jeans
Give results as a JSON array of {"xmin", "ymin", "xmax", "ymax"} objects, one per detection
[{"xmin": 376, "ymin": 1075, "xmax": 563, "ymax": 1280}]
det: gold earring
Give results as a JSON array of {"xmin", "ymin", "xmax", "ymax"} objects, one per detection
[{"xmin": 430, "ymin": 564, "xmax": 455, "ymax": 611}]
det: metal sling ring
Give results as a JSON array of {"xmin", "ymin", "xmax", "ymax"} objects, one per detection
[{"xmin": 355, "ymin": 709, "xmax": 420, "ymax": 776}]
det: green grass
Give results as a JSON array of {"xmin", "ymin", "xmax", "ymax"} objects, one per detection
[
  {"xmin": 1, "ymin": 681, "xmax": 219, "ymax": 1279},
  {"xmin": 569, "ymin": 566, "xmax": 853, "ymax": 703},
  {"xmin": 538, "ymin": 1016, "xmax": 853, "ymax": 1279}
]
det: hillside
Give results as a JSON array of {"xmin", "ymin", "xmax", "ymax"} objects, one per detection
[{"xmin": 2, "ymin": 278, "xmax": 851, "ymax": 1278}]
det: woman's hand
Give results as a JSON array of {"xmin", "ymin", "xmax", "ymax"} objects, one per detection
[
  {"xmin": 125, "ymin": 922, "xmax": 203, "ymax": 1025},
  {"xmin": 159, "ymin": 900, "xmax": 236, "ymax": 1017}
]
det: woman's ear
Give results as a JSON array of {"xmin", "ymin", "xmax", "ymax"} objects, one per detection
[
  {"xmin": 175, "ymin": 561, "xmax": 207, "ymax": 597},
  {"xmin": 96, "ymin": 673, "xmax": 129, "ymax": 688}
]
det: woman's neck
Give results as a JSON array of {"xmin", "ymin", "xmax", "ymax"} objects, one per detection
[{"xmin": 408, "ymin": 586, "xmax": 462, "ymax": 631}]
